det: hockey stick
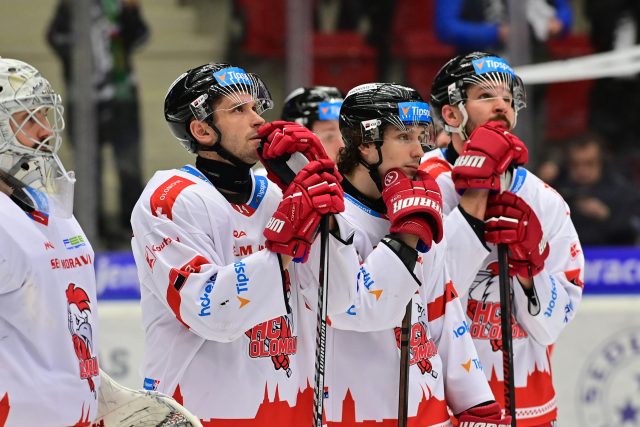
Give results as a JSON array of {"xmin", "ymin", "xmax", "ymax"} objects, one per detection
[
  {"xmin": 397, "ymin": 302, "xmax": 412, "ymax": 427},
  {"xmin": 498, "ymin": 243, "xmax": 516, "ymax": 425},
  {"xmin": 95, "ymin": 370, "xmax": 202, "ymax": 427},
  {"xmin": 498, "ymin": 171, "xmax": 516, "ymax": 426},
  {"xmin": 313, "ymin": 215, "xmax": 330, "ymax": 427}
]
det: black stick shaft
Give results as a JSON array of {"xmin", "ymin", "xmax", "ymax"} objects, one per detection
[
  {"xmin": 498, "ymin": 243, "xmax": 516, "ymax": 425},
  {"xmin": 398, "ymin": 302, "xmax": 412, "ymax": 427},
  {"xmin": 313, "ymin": 217, "xmax": 330, "ymax": 427}
]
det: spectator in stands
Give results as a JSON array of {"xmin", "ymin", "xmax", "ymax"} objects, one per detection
[
  {"xmin": 47, "ymin": 0, "xmax": 149, "ymax": 247},
  {"xmin": 584, "ymin": 0, "xmax": 640, "ymax": 183},
  {"xmin": 434, "ymin": 0, "xmax": 572, "ymax": 54},
  {"xmin": 553, "ymin": 132, "xmax": 640, "ymax": 246}
]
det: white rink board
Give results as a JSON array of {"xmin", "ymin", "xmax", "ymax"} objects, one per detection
[
  {"xmin": 97, "ymin": 296, "xmax": 640, "ymax": 423},
  {"xmin": 97, "ymin": 302, "xmax": 146, "ymax": 389},
  {"xmin": 553, "ymin": 296, "xmax": 640, "ymax": 426}
]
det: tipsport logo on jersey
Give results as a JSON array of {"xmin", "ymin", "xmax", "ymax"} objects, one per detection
[{"xmin": 213, "ymin": 66, "xmax": 253, "ymax": 87}]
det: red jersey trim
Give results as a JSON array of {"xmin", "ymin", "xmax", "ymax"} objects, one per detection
[{"xmin": 150, "ymin": 176, "xmax": 197, "ymax": 220}]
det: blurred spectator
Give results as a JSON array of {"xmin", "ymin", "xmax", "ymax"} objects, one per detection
[
  {"xmin": 47, "ymin": 0, "xmax": 149, "ymax": 247},
  {"xmin": 336, "ymin": 0, "xmax": 395, "ymax": 81},
  {"xmin": 434, "ymin": 0, "xmax": 572, "ymax": 54},
  {"xmin": 584, "ymin": 0, "xmax": 640, "ymax": 181},
  {"xmin": 553, "ymin": 132, "xmax": 640, "ymax": 246}
]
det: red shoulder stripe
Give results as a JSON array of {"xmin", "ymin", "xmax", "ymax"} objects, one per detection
[
  {"xmin": 150, "ymin": 176, "xmax": 196, "ymax": 220},
  {"xmin": 419, "ymin": 157, "xmax": 452, "ymax": 179}
]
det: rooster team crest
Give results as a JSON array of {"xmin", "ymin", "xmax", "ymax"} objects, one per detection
[
  {"xmin": 244, "ymin": 271, "xmax": 297, "ymax": 376},
  {"xmin": 394, "ymin": 302, "xmax": 439, "ymax": 378},
  {"xmin": 66, "ymin": 283, "xmax": 99, "ymax": 394}
]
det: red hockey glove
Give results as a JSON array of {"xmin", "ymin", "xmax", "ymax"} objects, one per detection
[
  {"xmin": 264, "ymin": 159, "xmax": 344, "ymax": 262},
  {"xmin": 458, "ymin": 402, "xmax": 512, "ymax": 427},
  {"xmin": 258, "ymin": 121, "xmax": 329, "ymax": 190},
  {"xmin": 381, "ymin": 168, "xmax": 443, "ymax": 252},
  {"xmin": 452, "ymin": 121, "xmax": 528, "ymax": 193},
  {"xmin": 484, "ymin": 191, "xmax": 550, "ymax": 278}
]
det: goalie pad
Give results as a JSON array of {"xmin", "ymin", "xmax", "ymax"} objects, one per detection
[{"xmin": 95, "ymin": 370, "xmax": 202, "ymax": 427}]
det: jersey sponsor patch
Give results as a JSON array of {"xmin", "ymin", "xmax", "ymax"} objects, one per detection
[
  {"xmin": 150, "ymin": 176, "xmax": 196, "ymax": 220},
  {"xmin": 143, "ymin": 377, "xmax": 160, "ymax": 391},
  {"xmin": 63, "ymin": 234, "xmax": 86, "ymax": 250}
]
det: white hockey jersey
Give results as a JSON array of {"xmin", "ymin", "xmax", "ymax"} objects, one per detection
[
  {"xmin": 421, "ymin": 148, "xmax": 585, "ymax": 425},
  {"xmin": 290, "ymin": 188, "xmax": 496, "ymax": 426},
  {"xmin": 130, "ymin": 165, "xmax": 357, "ymax": 426},
  {"xmin": 0, "ymin": 192, "xmax": 100, "ymax": 427}
]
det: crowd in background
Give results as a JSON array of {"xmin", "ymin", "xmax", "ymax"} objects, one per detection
[{"xmin": 48, "ymin": 0, "xmax": 640, "ymax": 248}]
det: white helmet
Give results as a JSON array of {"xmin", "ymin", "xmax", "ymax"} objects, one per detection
[{"xmin": 0, "ymin": 58, "xmax": 74, "ymax": 218}]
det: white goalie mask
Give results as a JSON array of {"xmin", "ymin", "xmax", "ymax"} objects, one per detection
[{"xmin": 0, "ymin": 58, "xmax": 75, "ymax": 218}]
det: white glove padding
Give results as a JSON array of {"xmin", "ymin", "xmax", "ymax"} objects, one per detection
[{"xmin": 96, "ymin": 369, "xmax": 203, "ymax": 427}]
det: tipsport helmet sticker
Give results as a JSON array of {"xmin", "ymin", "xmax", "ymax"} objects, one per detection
[
  {"xmin": 213, "ymin": 66, "xmax": 253, "ymax": 87},
  {"xmin": 398, "ymin": 102, "xmax": 432, "ymax": 124},
  {"xmin": 318, "ymin": 101, "xmax": 342, "ymax": 121},
  {"xmin": 471, "ymin": 56, "xmax": 515, "ymax": 76}
]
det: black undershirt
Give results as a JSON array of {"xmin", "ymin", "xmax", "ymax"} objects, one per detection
[
  {"xmin": 195, "ymin": 156, "xmax": 253, "ymax": 205},
  {"xmin": 341, "ymin": 177, "xmax": 387, "ymax": 215}
]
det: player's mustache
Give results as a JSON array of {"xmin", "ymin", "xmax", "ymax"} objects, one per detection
[{"xmin": 490, "ymin": 114, "xmax": 511, "ymax": 128}]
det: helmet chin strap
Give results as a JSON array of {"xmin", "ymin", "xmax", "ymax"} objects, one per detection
[
  {"xmin": 358, "ymin": 143, "xmax": 385, "ymax": 192},
  {"xmin": 443, "ymin": 102, "xmax": 470, "ymax": 141},
  {"xmin": 197, "ymin": 119, "xmax": 255, "ymax": 169}
]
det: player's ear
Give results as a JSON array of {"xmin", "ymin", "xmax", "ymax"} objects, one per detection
[
  {"xmin": 190, "ymin": 120, "xmax": 217, "ymax": 146},
  {"xmin": 358, "ymin": 142, "xmax": 379, "ymax": 164},
  {"xmin": 441, "ymin": 105, "xmax": 461, "ymax": 128}
]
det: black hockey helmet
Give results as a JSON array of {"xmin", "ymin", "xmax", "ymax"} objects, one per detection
[
  {"xmin": 339, "ymin": 83, "xmax": 436, "ymax": 189},
  {"xmin": 281, "ymin": 86, "xmax": 343, "ymax": 128},
  {"xmin": 164, "ymin": 62, "xmax": 273, "ymax": 156},
  {"xmin": 340, "ymin": 83, "xmax": 435, "ymax": 150},
  {"xmin": 430, "ymin": 52, "xmax": 526, "ymax": 133}
]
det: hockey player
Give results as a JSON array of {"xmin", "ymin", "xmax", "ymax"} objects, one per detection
[
  {"xmin": 0, "ymin": 58, "xmax": 102, "ymax": 426},
  {"xmin": 421, "ymin": 52, "xmax": 584, "ymax": 426},
  {"xmin": 281, "ymin": 82, "xmax": 512, "ymax": 426},
  {"xmin": 129, "ymin": 62, "xmax": 344, "ymax": 425},
  {"xmin": 281, "ymin": 86, "xmax": 344, "ymax": 162}
]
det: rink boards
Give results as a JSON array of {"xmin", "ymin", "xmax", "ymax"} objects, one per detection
[{"xmin": 95, "ymin": 247, "xmax": 640, "ymax": 426}]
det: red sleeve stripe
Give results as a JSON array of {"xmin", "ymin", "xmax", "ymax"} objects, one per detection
[
  {"xmin": 166, "ymin": 255, "xmax": 210, "ymax": 329},
  {"xmin": 427, "ymin": 280, "xmax": 459, "ymax": 322},
  {"xmin": 150, "ymin": 176, "xmax": 196, "ymax": 220}
]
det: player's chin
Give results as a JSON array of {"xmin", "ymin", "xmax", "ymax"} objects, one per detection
[{"xmin": 403, "ymin": 165, "xmax": 418, "ymax": 178}]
